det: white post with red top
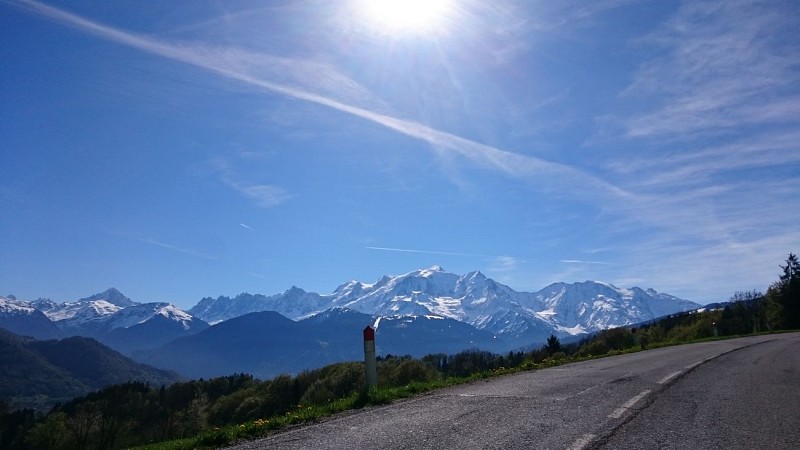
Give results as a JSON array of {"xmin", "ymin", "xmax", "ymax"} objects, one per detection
[{"xmin": 363, "ymin": 325, "xmax": 377, "ymax": 389}]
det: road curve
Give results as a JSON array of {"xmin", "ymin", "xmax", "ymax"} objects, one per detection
[{"xmin": 227, "ymin": 333, "xmax": 800, "ymax": 450}]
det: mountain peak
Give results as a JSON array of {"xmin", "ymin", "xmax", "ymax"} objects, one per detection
[
  {"xmin": 79, "ymin": 288, "xmax": 137, "ymax": 307},
  {"xmin": 466, "ymin": 270, "xmax": 486, "ymax": 279},
  {"xmin": 412, "ymin": 265, "xmax": 449, "ymax": 279}
]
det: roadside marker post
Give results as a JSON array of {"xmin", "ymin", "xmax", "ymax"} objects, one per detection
[{"xmin": 363, "ymin": 326, "xmax": 378, "ymax": 389}]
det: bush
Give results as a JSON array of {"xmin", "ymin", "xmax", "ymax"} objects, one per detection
[
  {"xmin": 384, "ymin": 359, "xmax": 437, "ymax": 387},
  {"xmin": 299, "ymin": 380, "xmax": 336, "ymax": 405},
  {"xmin": 577, "ymin": 340, "xmax": 610, "ymax": 357}
]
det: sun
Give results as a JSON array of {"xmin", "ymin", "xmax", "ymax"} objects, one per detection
[{"xmin": 360, "ymin": 0, "xmax": 452, "ymax": 34}]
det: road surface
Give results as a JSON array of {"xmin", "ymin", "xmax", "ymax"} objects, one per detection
[{"xmin": 228, "ymin": 333, "xmax": 800, "ymax": 449}]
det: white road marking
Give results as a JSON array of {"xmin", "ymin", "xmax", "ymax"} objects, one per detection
[
  {"xmin": 567, "ymin": 433, "xmax": 596, "ymax": 450},
  {"xmin": 608, "ymin": 390, "xmax": 651, "ymax": 419},
  {"xmin": 657, "ymin": 371, "xmax": 682, "ymax": 385}
]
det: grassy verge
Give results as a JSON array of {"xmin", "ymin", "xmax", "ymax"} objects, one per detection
[{"xmin": 131, "ymin": 373, "xmax": 522, "ymax": 450}]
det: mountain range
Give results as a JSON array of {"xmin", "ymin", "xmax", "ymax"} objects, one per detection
[
  {"xmin": 190, "ymin": 266, "xmax": 700, "ymax": 341},
  {"xmin": 7, "ymin": 288, "xmax": 211, "ymax": 354},
  {"xmin": 2, "ymin": 267, "xmax": 701, "ymax": 380}
]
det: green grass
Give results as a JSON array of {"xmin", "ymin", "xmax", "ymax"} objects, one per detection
[
  {"xmin": 131, "ymin": 375, "xmax": 522, "ymax": 450},
  {"xmin": 133, "ymin": 395, "xmax": 363, "ymax": 450}
]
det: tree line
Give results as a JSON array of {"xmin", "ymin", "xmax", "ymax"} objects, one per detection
[{"xmin": 1, "ymin": 253, "xmax": 798, "ymax": 450}]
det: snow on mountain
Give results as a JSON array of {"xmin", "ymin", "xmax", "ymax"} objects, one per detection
[
  {"xmin": 40, "ymin": 299, "xmax": 123, "ymax": 333},
  {"xmin": 98, "ymin": 302, "xmax": 198, "ymax": 332},
  {"xmin": 189, "ymin": 287, "xmax": 329, "ymax": 325},
  {"xmin": 332, "ymin": 267, "xmax": 464, "ymax": 318},
  {"xmin": 328, "ymin": 267, "xmax": 554, "ymax": 340},
  {"xmin": 188, "ymin": 266, "xmax": 702, "ymax": 342},
  {"xmin": 0, "ymin": 296, "xmax": 63, "ymax": 339},
  {"xmin": 27, "ymin": 289, "xmax": 206, "ymax": 351},
  {"xmin": 0, "ymin": 296, "xmax": 37, "ymax": 315},
  {"xmin": 534, "ymin": 281, "xmax": 701, "ymax": 332},
  {"xmin": 30, "ymin": 298, "xmax": 59, "ymax": 311},
  {"xmin": 31, "ymin": 288, "xmax": 141, "ymax": 333}
]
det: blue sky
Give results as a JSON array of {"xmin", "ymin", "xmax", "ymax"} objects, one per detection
[{"xmin": 2, "ymin": 0, "xmax": 798, "ymax": 309}]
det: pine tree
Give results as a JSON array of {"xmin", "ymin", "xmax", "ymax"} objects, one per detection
[
  {"xmin": 544, "ymin": 334, "xmax": 562, "ymax": 355},
  {"xmin": 767, "ymin": 253, "xmax": 800, "ymax": 330},
  {"xmin": 780, "ymin": 253, "xmax": 800, "ymax": 328},
  {"xmin": 779, "ymin": 253, "xmax": 800, "ymax": 285}
]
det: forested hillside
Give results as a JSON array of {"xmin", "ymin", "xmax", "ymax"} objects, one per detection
[{"xmin": 0, "ymin": 330, "xmax": 180, "ymax": 412}]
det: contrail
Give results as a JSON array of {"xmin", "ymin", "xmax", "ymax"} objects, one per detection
[
  {"xmin": 131, "ymin": 236, "xmax": 216, "ymax": 260},
  {"xmin": 560, "ymin": 259, "xmax": 613, "ymax": 266},
  {"xmin": 6, "ymin": 0, "xmax": 632, "ymax": 202},
  {"xmin": 366, "ymin": 246, "xmax": 508, "ymax": 259}
]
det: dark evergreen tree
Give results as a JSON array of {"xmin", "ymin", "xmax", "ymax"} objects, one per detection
[
  {"xmin": 766, "ymin": 253, "xmax": 800, "ymax": 330},
  {"xmin": 544, "ymin": 334, "xmax": 562, "ymax": 355},
  {"xmin": 779, "ymin": 253, "xmax": 800, "ymax": 284},
  {"xmin": 778, "ymin": 253, "xmax": 800, "ymax": 328}
]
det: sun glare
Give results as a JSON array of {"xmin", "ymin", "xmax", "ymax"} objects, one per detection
[{"xmin": 360, "ymin": 0, "xmax": 452, "ymax": 34}]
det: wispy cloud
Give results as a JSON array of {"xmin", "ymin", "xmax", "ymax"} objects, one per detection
[
  {"xmin": 621, "ymin": 0, "xmax": 800, "ymax": 139},
  {"xmin": 226, "ymin": 181, "xmax": 291, "ymax": 208},
  {"xmin": 525, "ymin": 0, "xmax": 644, "ymax": 32},
  {"xmin": 608, "ymin": 130, "xmax": 800, "ymax": 184},
  {"xmin": 10, "ymin": 0, "xmax": 630, "ymax": 204},
  {"xmin": 592, "ymin": 0, "xmax": 800, "ymax": 297},
  {"xmin": 209, "ymin": 157, "xmax": 291, "ymax": 208},
  {"xmin": 489, "ymin": 256, "xmax": 522, "ymax": 272},
  {"xmin": 130, "ymin": 236, "xmax": 216, "ymax": 260},
  {"xmin": 607, "ymin": 228, "xmax": 800, "ymax": 301}
]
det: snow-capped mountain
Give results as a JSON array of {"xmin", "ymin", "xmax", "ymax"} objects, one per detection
[
  {"xmin": 328, "ymin": 267, "xmax": 556, "ymax": 343},
  {"xmin": 95, "ymin": 302, "xmax": 199, "ymax": 332},
  {"xmin": 189, "ymin": 266, "xmax": 702, "ymax": 342},
  {"xmin": 0, "ymin": 295, "xmax": 63, "ymax": 339},
  {"xmin": 535, "ymin": 281, "xmax": 701, "ymax": 334},
  {"xmin": 39, "ymin": 299, "xmax": 123, "ymax": 335},
  {"xmin": 1, "ymin": 295, "xmax": 37, "ymax": 315},
  {"xmin": 10, "ymin": 289, "xmax": 208, "ymax": 354},
  {"xmin": 190, "ymin": 287, "xmax": 329, "ymax": 325},
  {"xmin": 33, "ymin": 288, "xmax": 140, "ymax": 335}
]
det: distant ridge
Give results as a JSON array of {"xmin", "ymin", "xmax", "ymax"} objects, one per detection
[{"xmin": 0, "ymin": 328, "xmax": 180, "ymax": 411}]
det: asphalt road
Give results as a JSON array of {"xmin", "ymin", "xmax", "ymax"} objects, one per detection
[{"xmin": 228, "ymin": 333, "xmax": 800, "ymax": 450}]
